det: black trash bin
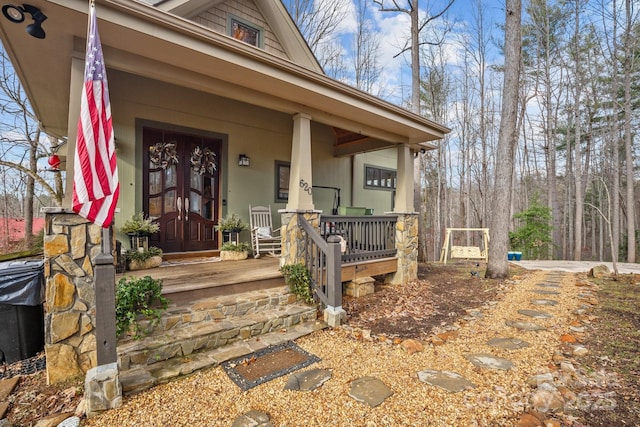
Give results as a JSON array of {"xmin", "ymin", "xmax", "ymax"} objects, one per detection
[{"xmin": 0, "ymin": 260, "xmax": 45, "ymax": 364}]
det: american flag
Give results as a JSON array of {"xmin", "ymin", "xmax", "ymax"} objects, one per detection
[{"xmin": 72, "ymin": 4, "xmax": 119, "ymax": 228}]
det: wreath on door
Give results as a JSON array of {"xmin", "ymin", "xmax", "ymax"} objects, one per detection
[
  {"xmin": 190, "ymin": 146, "xmax": 217, "ymax": 175},
  {"xmin": 148, "ymin": 141, "xmax": 179, "ymax": 169}
]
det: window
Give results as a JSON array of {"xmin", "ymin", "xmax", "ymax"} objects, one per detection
[
  {"xmin": 275, "ymin": 161, "xmax": 290, "ymax": 202},
  {"xmin": 228, "ymin": 16, "xmax": 262, "ymax": 47},
  {"xmin": 365, "ymin": 165, "xmax": 396, "ymax": 190}
]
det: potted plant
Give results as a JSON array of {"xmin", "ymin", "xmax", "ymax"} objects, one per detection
[
  {"xmin": 125, "ymin": 246, "xmax": 163, "ymax": 270},
  {"xmin": 219, "ymin": 241, "xmax": 250, "ymax": 261},
  {"xmin": 215, "ymin": 213, "xmax": 248, "ymax": 245},
  {"xmin": 120, "ymin": 212, "xmax": 160, "ymax": 252}
]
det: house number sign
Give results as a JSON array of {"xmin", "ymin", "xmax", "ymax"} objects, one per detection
[{"xmin": 299, "ymin": 179, "xmax": 312, "ymax": 195}]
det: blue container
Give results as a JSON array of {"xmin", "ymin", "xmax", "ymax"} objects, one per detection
[
  {"xmin": 514, "ymin": 252, "xmax": 522, "ymax": 261},
  {"xmin": 507, "ymin": 252, "xmax": 515, "ymax": 260}
]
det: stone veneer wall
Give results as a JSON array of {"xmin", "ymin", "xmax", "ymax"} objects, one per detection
[
  {"xmin": 279, "ymin": 210, "xmax": 321, "ymax": 266},
  {"xmin": 389, "ymin": 213, "xmax": 418, "ymax": 285},
  {"xmin": 42, "ymin": 210, "xmax": 111, "ymax": 384}
]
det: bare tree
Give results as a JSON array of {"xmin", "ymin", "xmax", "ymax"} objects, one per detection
[
  {"xmin": 373, "ymin": 0, "xmax": 454, "ymax": 262},
  {"xmin": 282, "ymin": 0, "xmax": 348, "ymax": 75},
  {"xmin": 486, "ymin": 0, "xmax": 522, "ymax": 278},
  {"xmin": 373, "ymin": 0, "xmax": 455, "ymax": 114},
  {"xmin": 523, "ymin": 0, "xmax": 571, "ymax": 259},
  {"xmin": 352, "ymin": 0, "xmax": 383, "ymax": 95},
  {"xmin": 622, "ymin": 0, "xmax": 636, "ymax": 262},
  {"xmin": 0, "ymin": 45, "xmax": 62, "ymax": 247}
]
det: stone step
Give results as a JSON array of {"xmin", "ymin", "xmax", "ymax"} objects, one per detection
[
  {"xmin": 119, "ymin": 319, "xmax": 327, "ymax": 395},
  {"xmin": 154, "ymin": 285, "xmax": 298, "ymax": 332},
  {"xmin": 118, "ymin": 302, "xmax": 318, "ymax": 369}
]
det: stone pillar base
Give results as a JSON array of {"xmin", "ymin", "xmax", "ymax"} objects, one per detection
[
  {"xmin": 323, "ymin": 306, "xmax": 346, "ymax": 327},
  {"xmin": 345, "ymin": 277, "xmax": 375, "ymax": 297},
  {"xmin": 85, "ymin": 363, "xmax": 122, "ymax": 418}
]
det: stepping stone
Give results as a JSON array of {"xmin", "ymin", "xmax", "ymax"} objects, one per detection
[
  {"xmin": 518, "ymin": 309, "xmax": 553, "ymax": 319},
  {"xmin": 0, "ymin": 376, "xmax": 20, "ymax": 400},
  {"xmin": 536, "ymin": 283, "xmax": 561, "ymax": 288},
  {"xmin": 506, "ymin": 320, "xmax": 546, "ymax": 331},
  {"xmin": 465, "ymin": 353, "xmax": 514, "ymax": 370},
  {"xmin": 532, "ymin": 289, "xmax": 560, "ymax": 295},
  {"xmin": 487, "ymin": 337, "xmax": 530, "ymax": 350},
  {"xmin": 417, "ymin": 370, "xmax": 475, "ymax": 393},
  {"xmin": 232, "ymin": 410, "xmax": 273, "ymax": 427},
  {"xmin": 284, "ymin": 368, "xmax": 331, "ymax": 391},
  {"xmin": 531, "ymin": 299, "xmax": 558, "ymax": 306},
  {"xmin": 349, "ymin": 376, "xmax": 393, "ymax": 407},
  {"xmin": 58, "ymin": 417, "xmax": 81, "ymax": 427},
  {"xmin": 0, "ymin": 402, "xmax": 8, "ymax": 419}
]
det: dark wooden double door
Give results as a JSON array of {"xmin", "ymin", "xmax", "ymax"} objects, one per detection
[{"xmin": 143, "ymin": 128, "xmax": 221, "ymax": 253}]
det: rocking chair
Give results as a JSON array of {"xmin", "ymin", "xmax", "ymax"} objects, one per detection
[{"xmin": 249, "ymin": 205, "xmax": 282, "ymax": 258}]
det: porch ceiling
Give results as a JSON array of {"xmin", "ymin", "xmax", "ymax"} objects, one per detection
[{"xmin": 0, "ymin": 0, "xmax": 449, "ymax": 149}]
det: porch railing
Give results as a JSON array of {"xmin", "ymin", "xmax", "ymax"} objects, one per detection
[
  {"xmin": 298, "ymin": 216, "xmax": 342, "ymax": 311},
  {"xmin": 297, "ymin": 214, "xmax": 398, "ymax": 314},
  {"xmin": 320, "ymin": 215, "xmax": 398, "ymax": 263}
]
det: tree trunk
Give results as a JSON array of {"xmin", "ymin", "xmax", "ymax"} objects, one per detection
[
  {"xmin": 486, "ymin": 0, "xmax": 521, "ymax": 279},
  {"xmin": 623, "ymin": 0, "xmax": 635, "ymax": 262}
]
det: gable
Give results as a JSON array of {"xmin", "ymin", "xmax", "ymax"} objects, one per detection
[{"xmin": 157, "ymin": 0, "xmax": 321, "ymax": 71}]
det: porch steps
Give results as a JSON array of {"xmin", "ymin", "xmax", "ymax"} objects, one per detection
[{"xmin": 117, "ymin": 286, "xmax": 326, "ymax": 395}]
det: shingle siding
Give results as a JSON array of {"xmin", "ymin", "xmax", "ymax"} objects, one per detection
[{"xmin": 193, "ymin": 0, "xmax": 288, "ymax": 59}]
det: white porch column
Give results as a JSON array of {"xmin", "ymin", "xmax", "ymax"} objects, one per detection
[
  {"xmin": 286, "ymin": 113, "xmax": 314, "ymax": 211},
  {"xmin": 394, "ymin": 144, "xmax": 414, "ymax": 213},
  {"xmin": 63, "ymin": 56, "xmax": 85, "ymax": 207}
]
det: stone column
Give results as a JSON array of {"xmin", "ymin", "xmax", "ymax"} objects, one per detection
[
  {"xmin": 280, "ymin": 210, "xmax": 321, "ymax": 266},
  {"xmin": 42, "ymin": 208, "xmax": 110, "ymax": 383},
  {"xmin": 388, "ymin": 213, "xmax": 418, "ymax": 285}
]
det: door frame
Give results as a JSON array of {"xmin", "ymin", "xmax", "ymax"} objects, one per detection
[{"xmin": 135, "ymin": 119, "xmax": 228, "ymax": 252}]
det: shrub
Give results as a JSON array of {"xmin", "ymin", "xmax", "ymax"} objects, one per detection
[
  {"xmin": 120, "ymin": 213, "xmax": 160, "ymax": 235},
  {"xmin": 215, "ymin": 213, "xmax": 248, "ymax": 232},
  {"xmin": 220, "ymin": 242, "xmax": 250, "ymax": 252},
  {"xmin": 280, "ymin": 263, "xmax": 314, "ymax": 304},
  {"xmin": 115, "ymin": 275, "xmax": 169, "ymax": 339},
  {"xmin": 124, "ymin": 246, "xmax": 163, "ymax": 263}
]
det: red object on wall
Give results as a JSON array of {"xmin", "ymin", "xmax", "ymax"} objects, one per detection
[{"xmin": 48, "ymin": 154, "xmax": 61, "ymax": 169}]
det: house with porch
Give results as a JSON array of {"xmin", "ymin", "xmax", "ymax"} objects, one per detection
[{"xmin": 0, "ymin": 0, "xmax": 448, "ymax": 401}]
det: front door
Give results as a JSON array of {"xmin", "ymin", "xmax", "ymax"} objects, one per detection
[{"xmin": 143, "ymin": 127, "xmax": 221, "ymax": 253}]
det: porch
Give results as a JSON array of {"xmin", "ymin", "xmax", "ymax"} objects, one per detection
[
  {"xmin": 113, "ymin": 214, "xmax": 399, "ymax": 393},
  {"xmin": 120, "ymin": 213, "xmax": 400, "ymax": 301}
]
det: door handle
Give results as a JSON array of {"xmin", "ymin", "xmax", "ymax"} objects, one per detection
[
  {"xmin": 177, "ymin": 197, "xmax": 182, "ymax": 221},
  {"xmin": 185, "ymin": 197, "xmax": 189, "ymax": 221}
]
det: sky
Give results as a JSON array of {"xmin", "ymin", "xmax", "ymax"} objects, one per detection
[{"xmin": 321, "ymin": 0, "xmax": 506, "ymax": 108}]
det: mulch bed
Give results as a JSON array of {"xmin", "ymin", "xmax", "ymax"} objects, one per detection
[{"xmin": 222, "ymin": 341, "xmax": 320, "ymax": 390}]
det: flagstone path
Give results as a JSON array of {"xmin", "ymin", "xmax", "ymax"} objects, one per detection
[{"xmin": 229, "ymin": 270, "xmax": 601, "ymax": 426}]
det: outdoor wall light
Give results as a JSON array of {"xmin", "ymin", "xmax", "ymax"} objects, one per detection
[
  {"xmin": 238, "ymin": 154, "xmax": 250, "ymax": 167},
  {"xmin": 2, "ymin": 4, "xmax": 47, "ymax": 39}
]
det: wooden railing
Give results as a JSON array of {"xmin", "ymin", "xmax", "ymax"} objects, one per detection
[
  {"xmin": 298, "ymin": 216, "xmax": 342, "ymax": 311},
  {"xmin": 320, "ymin": 215, "xmax": 398, "ymax": 263},
  {"xmin": 297, "ymin": 214, "xmax": 398, "ymax": 317}
]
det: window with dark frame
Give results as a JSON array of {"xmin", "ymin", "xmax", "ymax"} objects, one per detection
[
  {"xmin": 229, "ymin": 16, "xmax": 262, "ymax": 47},
  {"xmin": 364, "ymin": 165, "xmax": 397, "ymax": 190},
  {"xmin": 275, "ymin": 161, "xmax": 290, "ymax": 202}
]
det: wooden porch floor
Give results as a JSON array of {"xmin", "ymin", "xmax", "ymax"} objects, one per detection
[
  {"xmin": 117, "ymin": 256, "xmax": 283, "ymax": 305},
  {"xmin": 117, "ymin": 252, "xmax": 398, "ymax": 306}
]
